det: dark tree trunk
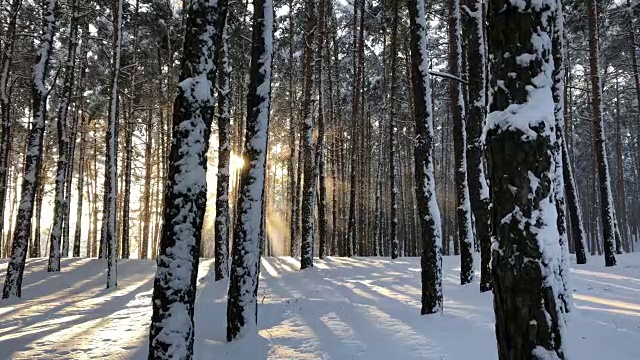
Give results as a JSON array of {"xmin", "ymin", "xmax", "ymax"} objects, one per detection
[
  {"xmin": 120, "ymin": 110, "xmax": 132, "ymax": 259},
  {"xmin": 49, "ymin": 0, "xmax": 78, "ymax": 271},
  {"xmin": 628, "ymin": 0, "xmax": 640, "ymax": 123},
  {"xmin": 389, "ymin": 0, "xmax": 399, "ymax": 260},
  {"xmin": 463, "ymin": 0, "xmax": 492, "ymax": 292},
  {"xmin": 346, "ymin": 0, "xmax": 364, "ymax": 257},
  {"xmin": 486, "ymin": 1, "xmax": 567, "ymax": 358},
  {"xmin": 73, "ymin": 21, "xmax": 89, "ymax": 258},
  {"xmin": 3, "ymin": 0, "xmax": 58, "ymax": 298},
  {"xmin": 300, "ymin": 0, "xmax": 317, "ymax": 270},
  {"xmin": 287, "ymin": 0, "xmax": 297, "ymax": 257},
  {"xmin": 587, "ymin": 0, "xmax": 617, "ymax": 267},
  {"xmin": 614, "ymin": 79, "xmax": 629, "ymax": 252},
  {"xmin": 148, "ymin": 0, "xmax": 228, "ymax": 357},
  {"xmin": 0, "ymin": 0, "xmax": 22, "ymax": 259},
  {"xmin": 551, "ymin": 0, "xmax": 571, "ymax": 313},
  {"xmin": 101, "ymin": 0, "xmax": 124, "ymax": 288},
  {"xmin": 408, "ymin": 0, "xmax": 443, "ymax": 315},
  {"xmin": 562, "ymin": 130, "xmax": 587, "ymax": 264},
  {"xmin": 316, "ymin": 0, "xmax": 328, "ymax": 259},
  {"xmin": 140, "ymin": 110, "xmax": 152, "ymax": 259},
  {"xmin": 120, "ymin": 0, "xmax": 139, "ymax": 260},
  {"xmin": 73, "ymin": 116, "xmax": 86, "ymax": 257},
  {"xmin": 214, "ymin": 19, "xmax": 232, "ymax": 281},
  {"xmin": 448, "ymin": 0, "xmax": 474, "ymax": 285},
  {"xmin": 226, "ymin": 0, "xmax": 272, "ymax": 340},
  {"xmin": 32, "ymin": 166, "xmax": 45, "ymax": 258},
  {"xmin": 63, "ymin": 112, "xmax": 79, "ymax": 258}
]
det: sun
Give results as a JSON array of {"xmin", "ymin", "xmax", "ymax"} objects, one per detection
[{"xmin": 230, "ymin": 153, "xmax": 245, "ymax": 172}]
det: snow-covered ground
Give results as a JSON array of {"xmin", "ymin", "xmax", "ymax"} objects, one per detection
[{"xmin": 1, "ymin": 254, "xmax": 639, "ymax": 359}]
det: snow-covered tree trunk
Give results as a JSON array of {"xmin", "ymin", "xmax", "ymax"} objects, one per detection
[
  {"xmin": 448, "ymin": 0, "xmax": 474, "ymax": 285},
  {"xmin": 32, "ymin": 160, "xmax": 46, "ymax": 258},
  {"xmin": 214, "ymin": 18, "xmax": 232, "ymax": 281},
  {"xmin": 486, "ymin": 0, "xmax": 567, "ymax": 358},
  {"xmin": 408, "ymin": 0, "xmax": 443, "ymax": 315},
  {"xmin": 587, "ymin": 0, "xmax": 617, "ymax": 267},
  {"xmin": 120, "ymin": 0, "xmax": 140, "ymax": 260},
  {"xmin": 551, "ymin": 0, "xmax": 571, "ymax": 313},
  {"xmin": 141, "ymin": 108, "xmax": 153, "ymax": 260},
  {"xmin": 102, "ymin": 0, "xmax": 123, "ymax": 288},
  {"xmin": 327, "ymin": 9, "xmax": 339, "ymax": 256},
  {"xmin": 62, "ymin": 112, "xmax": 79, "ymax": 257},
  {"xmin": 0, "ymin": 0, "xmax": 22, "ymax": 259},
  {"xmin": 147, "ymin": 0, "xmax": 228, "ymax": 357},
  {"xmin": 462, "ymin": 0, "xmax": 492, "ymax": 292},
  {"xmin": 300, "ymin": 0, "xmax": 317, "ymax": 270},
  {"xmin": 628, "ymin": 0, "xmax": 640, "ymax": 120},
  {"xmin": 287, "ymin": 0, "xmax": 298, "ymax": 258},
  {"xmin": 226, "ymin": 0, "xmax": 273, "ymax": 340},
  {"xmin": 346, "ymin": 0, "xmax": 364, "ymax": 258},
  {"xmin": 2, "ymin": 0, "xmax": 58, "ymax": 299},
  {"xmin": 389, "ymin": 0, "xmax": 399, "ymax": 260},
  {"xmin": 562, "ymin": 137, "xmax": 587, "ymax": 263},
  {"xmin": 316, "ymin": 0, "xmax": 328, "ymax": 259},
  {"xmin": 73, "ymin": 115, "xmax": 86, "ymax": 257},
  {"xmin": 49, "ymin": 0, "xmax": 78, "ymax": 272}
]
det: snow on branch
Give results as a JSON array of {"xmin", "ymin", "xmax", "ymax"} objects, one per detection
[{"xmin": 428, "ymin": 70, "xmax": 469, "ymax": 85}]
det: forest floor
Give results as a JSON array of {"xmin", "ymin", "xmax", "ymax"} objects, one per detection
[{"xmin": 0, "ymin": 253, "xmax": 639, "ymax": 359}]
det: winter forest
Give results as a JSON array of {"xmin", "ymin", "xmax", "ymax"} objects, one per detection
[{"xmin": 0, "ymin": 0, "xmax": 639, "ymax": 358}]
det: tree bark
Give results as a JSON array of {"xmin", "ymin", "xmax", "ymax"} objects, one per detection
[
  {"xmin": 214, "ymin": 18, "xmax": 232, "ymax": 281},
  {"xmin": 148, "ymin": 0, "xmax": 228, "ymax": 357},
  {"xmin": 486, "ymin": 1, "xmax": 567, "ymax": 358},
  {"xmin": 388, "ymin": 0, "xmax": 399, "ymax": 260},
  {"xmin": 300, "ymin": 0, "xmax": 317, "ymax": 270},
  {"xmin": 587, "ymin": 0, "xmax": 617, "ymax": 267},
  {"xmin": 316, "ymin": 0, "xmax": 328, "ymax": 259},
  {"xmin": 49, "ymin": 0, "xmax": 78, "ymax": 271},
  {"xmin": 0, "ymin": 0, "xmax": 22, "ymax": 259},
  {"xmin": 73, "ymin": 115, "xmax": 86, "ymax": 257},
  {"xmin": 408, "ymin": 0, "xmax": 443, "ymax": 315},
  {"xmin": 226, "ymin": 0, "xmax": 272, "ymax": 340},
  {"xmin": 101, "ymin": 0, "xmax": 123, "ymax": 288},
  {"xmin": 3, "ymin": 0, "xmax": 58, "ymax": 298},
  {"xmin": 462, "ymin": 0, "xmax": 491, "ymax": 292},
  {"xmin": 120, "ymin": 0, "xmax": 140, "ymax": 260},
  {"xmin": 448, "ymin": 0, "xmax": 474, "ymax": 285}
]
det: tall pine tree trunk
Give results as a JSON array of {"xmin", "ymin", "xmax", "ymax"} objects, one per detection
[
  {"xmin": 562, "ymin": 138, "xmax": 587, "ymax": 263},
  {"xmin": 214, "ymin": 18, "xmax": 232, "ymax": 281},
  {"xmin": 226, "ymin": 0, "xmax": 272, "ymax": 340},
  {"xmin": 140, "ymin": 109, "xmax": 153, "ymax": 259},
  {"xmin": 346, "ymin": 0, "xmax": 364, "ymax": 257},
  {"xmin": 2, "ymin": 0, "xmax": 57, "ymax": 298},
  {"xmin": 120, "ymin": 0, "xmax": 140, "ymax": 260},
  {"xmin": 287, "ymin": 0, "xmax": 298, "ymax": 257},
  {"xmin": 486, "ymin": 0, "xmax": 567, "ymax": 357},
  {"xmin": 73, "ymin": 115, "xmax": 86, "ymax": 257},
  {"xmin": 0, "ymin": 0, "xmax": 22, "ymax": 259},
  {"xmin": 102, "ymin": 0, "xmax": 123, "ymax": 288},
  {"xmin": 463, "ymin": 0, "xmax": 491, "ymax": 292},
  {"xmin": 300, "ymin": 0, "xmax": 317, "ymax": 270},
  {"xmin": 148, "ymin": 0, "xmax": 228, "ymax": 357},
  {"xmin": 73, "ymin": 19, "xmax": 90, "ymax": 258},
  {"xmin": 448, "ymin": 0, "xmax": 474, "ymax": 285},
  {"xmin": 316, "ymin": 0, "xmax": 328, "ymax": 259},
  {"xmin": 49, "ymin": 0, "xmax": 78, "ymax": 271},
  {"xmin": 587, "ymin": 0, "xmax": 617, "ymax": 267},
  {"xmin": 408, "ymin": 0, "xmax": 443, "ymax": 315},
  {"xmin": 388, "ymin": 0, "xmax": 399, "ymax": 260},
  {"xmin": 628, "ymin": 0, "xmax": 640, "ymax": 124},
  {"xmin": 551, "ymin": 0, "xmax": 571, "ymax": 313}
]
